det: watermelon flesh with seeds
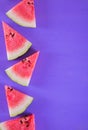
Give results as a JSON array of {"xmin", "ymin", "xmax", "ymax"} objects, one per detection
[
  {"xmin": 6, "ymin": 0, "xmax": 36, "ymax": 27},
  {"xmin": 5, "ymin": 85, "xmax": 33, "ymax": 117},
  {"xmin": 2, "ymin": 22, "xmax": 32, "ymax": 60},
  {"xmin": 0, "ymin": 114, "xmax": 35, "ymax": 130},
  {"xmin": 5, "ymin": 51, "xmax": 39, "ymax": 86}
]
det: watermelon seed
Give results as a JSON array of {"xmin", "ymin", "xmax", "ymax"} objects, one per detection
[
  {"xmin": 28, "ymin": 60, "xmax": 31, "ymax": 63},
  {"xmin": 20, "ymin": 120, "xmax": 23, "ymax": 124},
  {"xmin": 22, "ymin": 58, "xmax": 27, "ymax": 63},
  {"xmin": 27, "ymin": 1, "xmax": 34, "ymax": 5},
  {"xmin": 28, "ymin": 60, "xmax": 31, "ymax": 66},
  {"xmin": 27, "ymin": 2, "xmax": 30, "ymax": 5},
  {"xmin": 24, "ymin": 116, "xmax": 28, "ymax": 120},
  {"xmin": 7, "ymin": 87, "xmax": 13, "ymax": 91},
  {"xmin": 25, "ymin": 121, "xmax": 29, "ymax": 127},
  {"xmin": 10, "ymin": 88, "xmax": 13, "ymax": 91},
  {"xmin": 8, "ymin": 87, "xmax": 11, "ymax": 90},
  {"xmin": 26, "ymin": 124, "xmax": 29, "ymax": 127},
  {"xmin": 9, "ymin": 32, "xmax": 15, "ymax": 37}
]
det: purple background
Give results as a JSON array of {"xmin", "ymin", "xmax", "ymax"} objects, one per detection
[{"xmin": 0, "ymin": 0, "xmax": 88, "ymax": 129}]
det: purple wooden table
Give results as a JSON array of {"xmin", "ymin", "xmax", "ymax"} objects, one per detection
[{"xmin": 0, "ymin": 0, "xmax": 88, "ymax": 129}]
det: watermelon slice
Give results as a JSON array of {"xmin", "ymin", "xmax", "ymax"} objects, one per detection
[
  {"xmin": 6, "ymin": 0, "xmax": 36, "ymax": 27},
  {"xmin": 5, "ymin": 85, "xmax": 33, "ymax": 117},
  {"xmin": 5, "ymin": 51, "xmax": 39, "ymax": 86},
  {"xmin": 2, "ymin": 22, "xmax": 32, "ymax": 60},
  {"xmin": 0, "ymin": 114, "xmax": 35, "ymax": 130}
]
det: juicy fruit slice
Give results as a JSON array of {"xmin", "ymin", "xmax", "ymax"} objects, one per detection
[
  {"xmin": 2, "ymin": 22, "xmax": 32, "ymax": 60},
  {"xmin": 5, "ymin": 85, "xmax": 33, "ymax": 117},
  {"xmin": 0, "ymin": 114, "xmax": 35, "ymax": 130},
  {"xmin": 5, "ymin": 51, "xmax": 39, "ymax": 86},
  {"xmin": 6, "ymin": 0, "xmax": 36, "ymax": 27}
]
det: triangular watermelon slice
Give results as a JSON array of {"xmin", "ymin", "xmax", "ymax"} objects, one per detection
[
  {"xmin": 6, "ymin": 0, "xmax": 36, "ymax": 28},
  {"xmin": 2, "ymin": 22, "xmax": 32, "ymax": 60},
  {"xmin": 5, "ymin": 51, "xmax": 39, "ymax": 86},
  {"xmin": 0, "ymin": 114, "xmax": 35, "ymax": 130},
  {"xmin": 5, "ymin": 85, "xmax": 33, "ymax": 117}
]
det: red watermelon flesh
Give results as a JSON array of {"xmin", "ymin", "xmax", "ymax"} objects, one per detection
[
  {"xmin": 5, "ymin": 85, "xmax": 33, "ymax": 117},
  {"xmin": 2, "ymin": 22, "xmax": 32, "ymax": 60},
  {"xmin": 0, "ymin": 114, "xmax": 35, "ymax": 130},
  {"xmin": 6, "ymin": 0, "xmax": 36, "ymax": 27},
  {"xmin": 5, "ymin": 51, "xmax": 39, "ymax": 86}
]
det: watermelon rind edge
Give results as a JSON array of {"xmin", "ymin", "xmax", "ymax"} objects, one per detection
[
  {"xmin": 5, "ymin": 51, "xmax": 39, "ymax": 86},
  {"xmin": 7, "ymin": 40, "xmax": 32, "ymax": 60},
  {"xmin": 6, "ymin": 10, "xmax": 36, "ymax": 28},
  {"xmin": 10, "ymin": 96, "xmax": 33, "ymax": 117},
  {"xmin": 5, "ymin": 68, "xmax": 30, "ymax": 86}
]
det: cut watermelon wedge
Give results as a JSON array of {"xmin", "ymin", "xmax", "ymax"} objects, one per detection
[
  {"xmin": 5, "ymin": 85, "xmax": 33, "ymax": 117},
  {"xmin": 2, "ymin": 22, "xmax": 32, "ymax": 60},
  {"xmin": 6, "ymin": 0, "xmax": 36, "ymax": 28},
  {"xmin": 5, "ymin": 51, "xmax": 39, "ymax": 86},
  {"xmin": 0, "ymin": 114, "xmax": 35, "ymax": 130}
]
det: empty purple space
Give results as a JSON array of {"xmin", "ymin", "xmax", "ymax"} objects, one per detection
[{"xmin": 0, "ymin": 0, "xmax": 88, "ymax": 130}]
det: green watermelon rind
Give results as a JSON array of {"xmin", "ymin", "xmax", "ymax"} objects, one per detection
[
  {"xmin": 7, "ymin": 40, "xmax": 32, "ymax": 60},
  {"xmin": 6, "ymin": 10, "xmax": 36, "ymax": 28},
  {"xmin": 5, "ymin": 68, "xmax": 30, "ymax": 86},
  {"xmin": 9, "ymin": 96, "xmax": 33, "ymax": 117}
]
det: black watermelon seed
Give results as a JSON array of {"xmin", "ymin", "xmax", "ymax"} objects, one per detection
[
  {"xmin": 22, "ymin": 58, "xmax": 27, "ymax": 63},
  {"xmin": 20, "ymin": 120, "xmax": 23, "ymax": 124},
  {"xmin": 10, "ymin": 88, "xmax": 13, "ymax": 91},
  {"xmin": 26, "ymin": 124, "xmax": 29, "ymax": 127},
  {"xmin": 9, "ymin": 32, "xmax": 15, "ymax": 37},
  {"xmin": 27, "ymin": 2, "xmax": 30, "ymax": 4}
]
